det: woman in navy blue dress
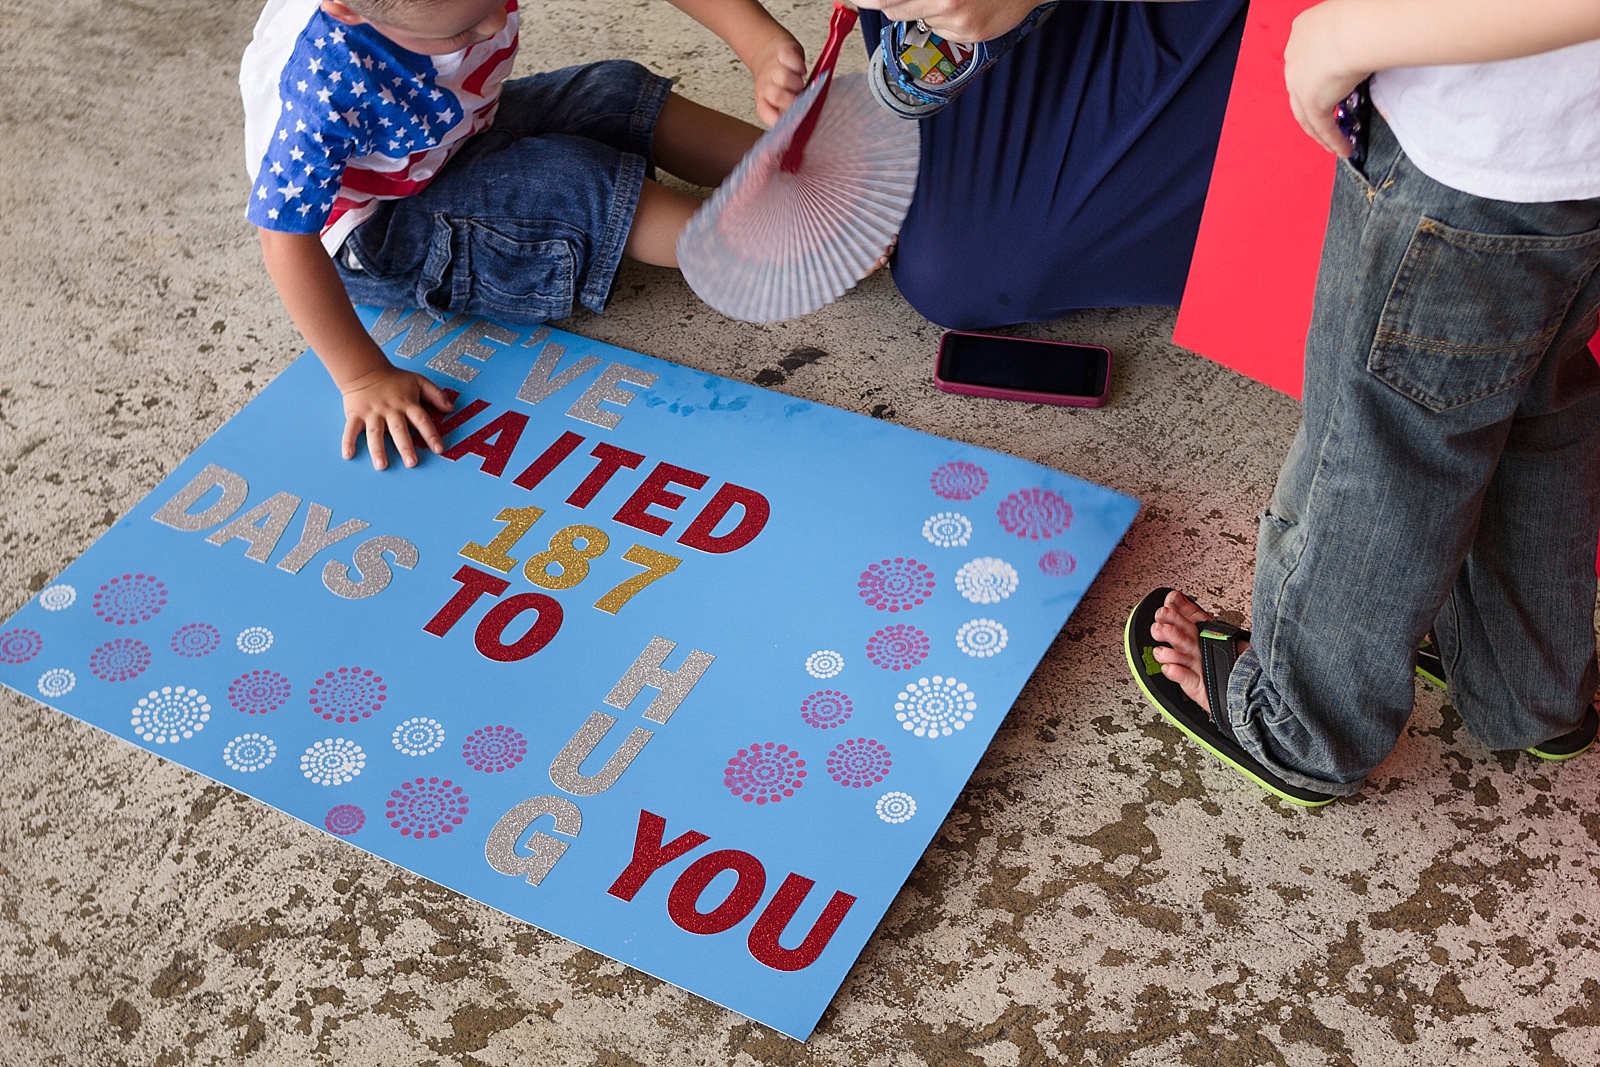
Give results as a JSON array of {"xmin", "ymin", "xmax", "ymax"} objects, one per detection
[{"xmin": 853, "ymin": 0, "xmax": 1248, "ymax": 328}]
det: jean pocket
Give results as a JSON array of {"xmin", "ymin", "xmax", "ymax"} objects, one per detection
[
  {"xmin": 451, "ymin": 217, "xmax": 580, "ymax": 322},
  {"xmin": 1367, "ymin": 216, "xmax": 1600, "ymax": 412}
]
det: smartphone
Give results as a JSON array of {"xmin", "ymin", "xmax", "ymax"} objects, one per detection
[{"xmin": 934, "ymin": 330, "xmax": 1111, "ymax": 407}]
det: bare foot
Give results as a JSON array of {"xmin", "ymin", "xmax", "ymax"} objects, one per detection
[{"xmin": 1148, "ymin": 590, "xmax": 1248, "ymax": 717}]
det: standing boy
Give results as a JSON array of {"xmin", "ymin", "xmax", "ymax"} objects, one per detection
[{"xmin": 1128, "ymin": 0, "xmax": 1600, "ymax": 805}]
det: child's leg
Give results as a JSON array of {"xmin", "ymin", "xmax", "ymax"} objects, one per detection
[
  {"xmin": 1437, "ymin": 303, "xmax": 1600, "ymax": 750},
  {"xmin": 621, "ymin": 92, "xmax": 765, "ymax": 267},
  {"xmin": 652, "ymin": 93, "xmax": 763, "ymax": 188},
  {"xmin": 622, "ymin": 180, "xmax": 700, "ymax": 268},
  {"xmin": 1223, "ymin": 113, "xmax": 1600, "ymax": 794}
]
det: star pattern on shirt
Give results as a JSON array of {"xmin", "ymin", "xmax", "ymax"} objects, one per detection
[{"xmin": 247, "ymin": 10, "xmax": 495, "ymax": 236}]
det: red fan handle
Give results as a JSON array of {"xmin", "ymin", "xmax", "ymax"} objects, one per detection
[{"xmin": 778, "ymin": 1, "xmax": 859, "ymax": 175}]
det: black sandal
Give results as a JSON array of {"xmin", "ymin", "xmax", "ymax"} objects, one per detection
[{"xmin": 1124, "ymin": 587, "xmax": 1335, "ymax": 807}]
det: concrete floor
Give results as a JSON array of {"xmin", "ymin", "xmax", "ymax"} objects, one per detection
[{"xmin": 3, "ymin": 1, "xmax": 1599, "ymax": 1064}]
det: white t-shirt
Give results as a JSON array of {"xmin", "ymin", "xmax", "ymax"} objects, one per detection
[{"xmin": 1371, "ymin": 39, "xmax": 1600, "ymax": 203}]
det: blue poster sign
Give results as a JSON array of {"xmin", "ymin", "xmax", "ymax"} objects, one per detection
[{"xmin": 0, "ymin": 309, "xmax": 1137, "ymax": 1039}]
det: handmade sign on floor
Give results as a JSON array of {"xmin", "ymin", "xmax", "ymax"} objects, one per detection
[{"xmin": 0, "ymin": 309, "xmax": 1138, "ymax": 1039}]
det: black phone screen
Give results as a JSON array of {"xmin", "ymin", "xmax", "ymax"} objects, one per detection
[{"xmin": 938, "ymin": 333, "xmax": 1108, "ymax": 397}]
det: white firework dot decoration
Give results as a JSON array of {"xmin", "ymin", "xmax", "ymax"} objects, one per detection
[
  {"xmin": 876, "ymin": 791, "xmax": 917, "ymax": 824},
  {"xmin": 130, "ymin": 685, "xmax": 211, "ymax": 744},
  {"xmin": 954, "ymin": 557, "xmax": 1019, "ymax": 605},
  {"xmin": 301, "ymin": 738, "xmax": 366, "ymax": 786},
  {"xmin": 895, "ymin": 675, "xmax": 978, "ymax": 739},
  {"xmin": 392, "ymin": 717, "xmax": 446, "ymax": 757},
  {"xmin": 38, "ymin": 584, "xmax": 76, "ymax": 611},
  {"xmin": 236, "ymin": 626, "xmax": 274, "ymax": 654},
  {"xmin": 921, "ymin": 511, "xmax": 973, "ymax": 549},
  {"xmin": 37, "ymin": 668, "xmax": 76, "ymax": 698},
  {"xmin": 222, "ymin": 733, "xmax": 277, "ymax": 773},
  {"xmin": 955, "ymin": 618, "xmax": 1009, "ymax": 658},
  {"xmin": 805, "ymin": 649, "xmax": 845, "ymax": 679}
]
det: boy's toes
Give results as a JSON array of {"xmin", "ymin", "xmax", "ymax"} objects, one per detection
[{"xmin": 1163, "ymin": 589, "xmax": 1214, "ymax": 625}]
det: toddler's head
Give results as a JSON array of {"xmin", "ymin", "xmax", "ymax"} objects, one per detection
[{"xmin": 320, "ymin": 0, "xmax": 508, "ymax": 56}]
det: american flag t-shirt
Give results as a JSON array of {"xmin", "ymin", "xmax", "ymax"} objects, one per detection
[{"xmin": 241, "ymin": 0, "xmax": 519, "ymax": 253}]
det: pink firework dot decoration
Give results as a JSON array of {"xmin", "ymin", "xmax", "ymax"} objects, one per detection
[
  {"xmin": 724, "ymin": 742, "xmax": 806, "ymax": 804},
  {"xmin": 387, "ymin": 776, "xmax": 470, "ymax": 839},
  {"xmin": 799, "ymin": 690, "xmax": 854, "ymax": 730},
  {"xmin": 997, "ymin": 487, "xmax": 1073, "ymax": 540},
  {"xmin": 0, "ymin": 628, "xmax": 42, "ymax": 665},
  {"xmin": 930, "ymin": 460, "xmax": 989, "ymax": 501},
  {"xmin": 857, "ymin": 557, "xmax": 935, "ymax": 613},
  {"xmin": 1039, "ymin": 550, "xmax": 1077, "ymax": 577},
  {"xmin": 170, "ymin": 622, "xmax": 221, "ymax": 658},
  {"xmin": 865, "ymin": 623, "xmax": 931, "ymax": 671},
  {"xmin": 325, "ymin": 804, "xmax": 366, "ymax": 836},
  {"xmin": 229, "ymin": 669, "xmax": 291, "ymax": 715},
  {"xmin": 307, "ymin": 666, "xmax": 387, "ymax": 723},
  {"xmin": 88, "ymin": 638, "xmax": 152, "ymax": 683},
  {"xmin": 461, "ymin": 724, "xmax": 528, "ymax": 773},
  {"xmin": 826, "ymin": 737, "xmax": 892, "ymax": 789},
  {"xmin": 92, "ymin": 573, "xmax": 168, "ymax": 626}
]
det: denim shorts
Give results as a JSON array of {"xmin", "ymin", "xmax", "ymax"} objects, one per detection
[{"xmin": 336, "ymin": 60, "xmax": 671, "ymax": 323}]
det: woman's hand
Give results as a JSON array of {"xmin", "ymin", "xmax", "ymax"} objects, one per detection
[{"xmin": 850, "ymin": 0, "xmax": 1042, "ymax": 44}]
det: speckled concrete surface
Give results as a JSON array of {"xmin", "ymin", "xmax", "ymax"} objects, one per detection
[{"xmin": 3, "ymin": 2, "xmax": 1599, "ymax": 1065}]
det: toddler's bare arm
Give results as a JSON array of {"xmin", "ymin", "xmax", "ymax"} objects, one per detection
[
  {"xmin": 667, "ymin": 0, "xmax": 806, "ymax": 124},
  {"xmin": 257, "ymin": 229, "xmax": 451, "ymax": 471}
]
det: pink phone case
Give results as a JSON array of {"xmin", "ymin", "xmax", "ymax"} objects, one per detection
[{"xmin": 932, "ymin": 331, "xmax": 1111, "ymax": 408}]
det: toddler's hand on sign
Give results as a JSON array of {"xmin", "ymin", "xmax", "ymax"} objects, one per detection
[
  {"xmin": 751, "ymin": 31, "xmax": 807, "ymax": 125},
  {"xmin": 339, "ymin": 363, "xmax": 453, "ymax": 471},
  {"xmin": 1284, "ymin": 2, "xmax": 1369, "ymax": 158}
]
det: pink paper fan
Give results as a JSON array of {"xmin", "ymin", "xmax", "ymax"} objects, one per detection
[{"xmin": 677, "ymin": 56, "xmax": 920, "ymax": 323}]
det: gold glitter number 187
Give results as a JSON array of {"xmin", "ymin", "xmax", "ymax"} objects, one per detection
[{"xmin": 458, "ymin": 507, "xmax": 682, "ymax": 613}]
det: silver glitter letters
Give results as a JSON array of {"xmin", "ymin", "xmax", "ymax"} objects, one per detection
[
  {"xmin": 427, "ymin": 319, "xmax": 518, "ymax": 382},
  {"xmin": 368, "ymin": 307, "xmax": 463, "ymax": 359},
  {"xmin": 322, "ymin": 534, "xmax": 418, "ymax": 599},
  {"xmin": 516, "ymin": 337, "xmax": 600, "ymax": 406},
  {"xmin": 276, "ymin": 503, "xmax": 370, "ymax": 575},
  {"xmin": 204, "ymin": 491, "xmax": 302, "ymax": 563},
  {"xmin": 604, "ymin": 637, "xmax": 715, "ymax": 724},
  {"xmin": 566, "ymin": 364, "xmax": 658, "ymax": 429},
  {"xmin": 549, "ymin": 711, "xmax": 654, "ymax": 797},
  {"xmin": 151, "ymin": 463, "xmax": 249, "ymax": 531},
  {"xmin": 484, "ymin": 795, "xmax": 583, "ymax": 885}
]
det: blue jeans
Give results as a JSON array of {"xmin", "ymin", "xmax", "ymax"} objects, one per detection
[
  {"xmin": 1227, "ymin": 111, "xmax": 1600, "ymax": 796},
  {"xmin": 337, "ymin": 61, "xmax": 670, "ymax": 323}
]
